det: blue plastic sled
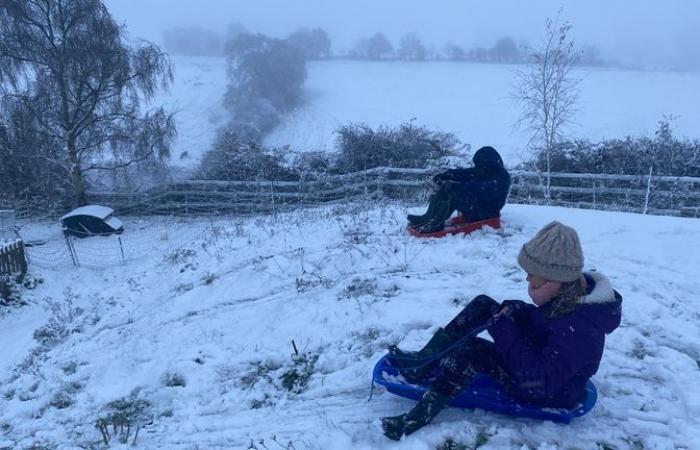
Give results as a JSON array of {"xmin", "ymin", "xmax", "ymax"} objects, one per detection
[{"xmin": 373, "ymin": 354, "xmax": 597, "ymax": 424}]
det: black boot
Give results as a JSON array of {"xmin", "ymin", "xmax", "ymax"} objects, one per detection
[
  {"xmin": 381, "ymin": 390, "xmax": 451, "ymax": 440},
  {"xmin": 388, "ymin": 328, "xmax": 456, "ymax": 367},
  {"xmin": 407, "ymin": 213, "xmax": 427, "ymax": 226},
  {"xmin": 407, "ymin": 192, "xmax": 444, "ymax": 227},
  {"xmin": 415, "ymin": 192, "xmax": 456, "ymax": 233}
]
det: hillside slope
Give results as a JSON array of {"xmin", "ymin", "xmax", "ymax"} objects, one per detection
[{"xmin": 1, "ymin": 203, "xmax": 699, "ymax": 449}]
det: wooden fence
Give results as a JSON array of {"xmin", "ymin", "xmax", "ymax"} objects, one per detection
[
  {"xmin": 0, "ymin": 240, "xmax": 28, "ymax": 279},
  {"xmin": 82, "ymin": 168, "xmax": 700, "ymax": 218}
]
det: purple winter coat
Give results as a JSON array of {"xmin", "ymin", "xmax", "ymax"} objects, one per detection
[{"xmin": 488, "ymin": 272, "xmax": 622, "ymax": 408}]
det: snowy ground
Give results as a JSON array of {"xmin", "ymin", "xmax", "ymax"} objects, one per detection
[
  {"xmin": 157, "ymin": 56, "xmax": 700, "ymax": 169},
  {"xmin": 1, "ymin": 203, "xmax": 699, "ymax": 449}
]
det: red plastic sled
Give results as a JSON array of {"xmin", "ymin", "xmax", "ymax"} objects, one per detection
[{"xmin": 407, "ymin": 216, "xmax": 501, "ymax": 238}]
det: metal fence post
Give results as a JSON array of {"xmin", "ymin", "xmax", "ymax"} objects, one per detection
[
  {"xmin": 118, "ymin": 237, "xmax": 126, "ymax": 265},
  {"xmin": 64, "ymin": 234, "xmax": 79, "ymax": 267}
]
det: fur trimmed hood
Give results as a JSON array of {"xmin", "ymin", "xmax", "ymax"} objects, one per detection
[
  {"xmin": 580, "ymin": 272, "xmax": 617, "ymax": 305},
  {"xmin": 577, "ymin": 271, "xmax": 622, "ymax": 334}
]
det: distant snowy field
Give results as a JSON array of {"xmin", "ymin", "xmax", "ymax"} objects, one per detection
[
  {"xmin": 158, "ymin": 56, "xmax": 700, "ymax": 169},
  {"xmin": 2, "ymin": 203, "xmax": 699, "ymax": 449}
]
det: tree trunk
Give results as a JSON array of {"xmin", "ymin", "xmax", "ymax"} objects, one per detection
[{"xmin": 67, "ymin": 133, "xmax": 87, "ymax": 206}]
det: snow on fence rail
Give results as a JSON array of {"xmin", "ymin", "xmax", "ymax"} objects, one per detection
[
  {"xmin": 0, "ymin": 240, "xmax": 28, "ymax": 278},
  {"xmin": 81, "ymin": 168, "xmax": 700, "ymax": 218}
]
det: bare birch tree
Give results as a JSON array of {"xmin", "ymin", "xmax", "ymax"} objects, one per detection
[
  {"xmin": 0, "ymin": 0, "xmax": 175, "ymax": 206},
  {"xmin": 513, "ymin": 14, "xmax": 580, "ymax": 200}
]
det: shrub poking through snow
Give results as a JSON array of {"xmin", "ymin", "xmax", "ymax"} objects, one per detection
[
  {"xmin": 95, "ymin": 394, "xmax": 152, "ymax": 446},
  {"xmin": 237, "ymin": 360, "xmax": 279, "ymax": 389},
  {"xmin": 22, "ymin": 442, "xmax": 58, "ymax": 450},
  {"xmin": 340, "ymin": 277, "xmax": 377, "ymax": 299},
  {"xmin": 436, "ymin": 439, "xmax": 469, "ymax": 450},
  {"xmin": 162, "ymin": 372, "xmax": 187, "ymax": 388},
  {"xmin": 0, "ymin": 273, "xmax": 40, "ymax": 308},
  {"xmin": 33, "ymin": 292, "xmax": 84, "ymax": 348},
  {"xmin": 280, "ymin": 352, "xmax": 319, "ymax": 394}
]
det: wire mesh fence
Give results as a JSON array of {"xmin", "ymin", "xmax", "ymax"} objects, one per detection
[{"xmin": 23, "ymin": 218, "xmax": 215, "ymax": 271}]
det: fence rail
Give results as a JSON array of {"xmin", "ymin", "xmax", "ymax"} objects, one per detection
[
  {"xmin": 5, "ymin": 168, "xmax": 700, "ymax": 219},
  {"xmin": 0, "ymin": 240, "xmax": 28, "ymax": 278},
  {"xmin": 79, "ymin": 168, "xmax": 700, "ymax": 218}
]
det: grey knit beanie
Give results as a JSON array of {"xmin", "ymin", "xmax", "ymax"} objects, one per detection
[{"xmin": 517, "ymin": 221, "xmax": 584, "ymax": 282}]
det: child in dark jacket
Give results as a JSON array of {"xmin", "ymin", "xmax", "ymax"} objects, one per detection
[
  {"xmin": 382, "ymin": 221, "xmax": 622, "ymax": 440},
  {"xmin": 408, "ymin": 146, "xmax": 511, "ymax": 234}
]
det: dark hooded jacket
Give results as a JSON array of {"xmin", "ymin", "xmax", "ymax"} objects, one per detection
[
  {"xmin": 435, "ymin": 146, "xmax": 511, "ymax": 221},
  {"xmin": 488, "ymin": 272, "xmax": 623, "ymax": 408}
]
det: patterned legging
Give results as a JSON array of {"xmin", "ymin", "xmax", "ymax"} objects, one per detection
[{"xmin": 430, "ymin": 295, "xmax": 513, "ymax": 397}]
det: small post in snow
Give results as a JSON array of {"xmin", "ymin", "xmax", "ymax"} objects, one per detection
[
  {"xmin": 118, "ymin": 237, "xmax": 125, "ymax": 264},
  {"xmin": 270, "ymin": 181, "xmax": 276, "ymax": 221},
  {"xmin": 643, "ymin": 165, "xmax": 653, "ymax": 215},
  {"xmin": 64, "ymin": 233, "xmax": 78, "ymax": 267}
]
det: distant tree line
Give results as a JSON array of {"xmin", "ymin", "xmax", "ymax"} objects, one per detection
[
  {"xmin": 163, "ymin": 25, "xmax": 331, "ymax": 61},
  {"xmin": 347, "ymin": 32, "xmax": 606, "ymax": 66},
  {"xmin": 162, "ymin": 25, "xmax": 608, "ymax": 67}
]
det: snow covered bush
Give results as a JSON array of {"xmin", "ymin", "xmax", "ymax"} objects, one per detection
[
  {"xmin": 335, "ymin": 121, "xmax": 466, "ymax": 172},
  {"xmin": 279, "ymin": 352, "xmax": 319, "ymax": 395},
  {"xmin": 340, "ymin": 277, "xmax": 377, "ymax": 299},
  {"xmin": 525, "ymin": 119, "xmax": 700, "ymax": 177},
  {"xmin": 94, "ymin": 393, "xmax": 152, "ymax": 446},
  {"xmin": 0, "ymin": 274, "xmax": 20, "ymax": 306},
  {"xmin": 197, "ymin": 128, "xmax": 298, "ymax": 181},
  {"xmin": 32, "ymin": 294, "xmax": 84, "ymax": 348},
  {"xmin": 161, "ymin": 372, "xmax": 187, "ymax": 388},
  {"xmin": 234, "ymin": 350, "xmax": 320, "ymax": 402}
]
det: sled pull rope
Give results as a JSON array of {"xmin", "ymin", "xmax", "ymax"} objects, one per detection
[
  {"xmin": 389, "ymin": 320, "xmax": 494, "ymax": 373},
  {"xmin": 368, "ymin": 379, "xmax": 376, "ymax": 402}
]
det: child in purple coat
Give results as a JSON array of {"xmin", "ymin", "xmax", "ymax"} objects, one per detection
[{"xmin": 382, "ymin": 221, "xmax": 622, "ymax": 440}]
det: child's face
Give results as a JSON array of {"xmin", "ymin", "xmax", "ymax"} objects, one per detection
[{"xmin": 527, "ymin": 274, "xmax": 562, "ymax": 306}]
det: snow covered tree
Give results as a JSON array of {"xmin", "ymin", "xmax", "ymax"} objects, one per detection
[
  {"xmin": 287, "ymin": 28, "xmax": 331, "ymax": 60},
  {"xmin": 367, "ymin": 33, "xmax": 393, "ymax": 60},
  {"xmin": 445, "ymin": 44, "xmax": 467, "ymax": 61},
  {"xmin": 0, "ymin": 0, "xmax": 175, "ymax": 206},
  {"xmin": 223, "ymin": 33, "xmax": 306, "ymax": 139},
  {"xmin": 491, "ymin": 37, "xmax": 522, "ymax": 63},
  {"xmin": 513, "ymin": 15, "xmax": 580, "ymax": 199},
  {"xmin": 0, "ymin": 97, "xmax": 72, "ymax": 207},
  {"xmin": 397, "ymin": 33, "xmax": 427, "ymax": 61}
]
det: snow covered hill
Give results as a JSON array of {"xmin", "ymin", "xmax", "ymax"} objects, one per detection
[
  {"xmin": 1, "ymin": 203, "xmax": 699, "ymax": 449},
  {"xmin": 158, "ymin": 56, "xmax": 700, "ymax": 170}
]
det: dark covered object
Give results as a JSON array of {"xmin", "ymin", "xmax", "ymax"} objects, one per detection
[{"xmin": 61, "ymin": 205, "xmax": 124, "ymax": 237}]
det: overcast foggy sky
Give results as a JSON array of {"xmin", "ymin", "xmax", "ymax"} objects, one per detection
[{"xmin": 105, "ymin": 0, "xmax": 700, "ymax": 69}]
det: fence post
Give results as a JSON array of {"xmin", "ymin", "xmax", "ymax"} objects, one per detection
[
  {"xmin": 64, "ymin": 233, "xmax": 79, "ymax": 267},
  {"xmin": 118, "ymin": 237, "xmax": 126, "ymax": 265},
  {"xmin": 643, "ymin": 166, "xmax": 654, "ymax": 215},
  {"xmin": 17, "ymin": 241, "xmax": 27, "ymax": 280},
  {"xmin": 270, "ymin": 181, "xmax": 276, "ymax": 219}
]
